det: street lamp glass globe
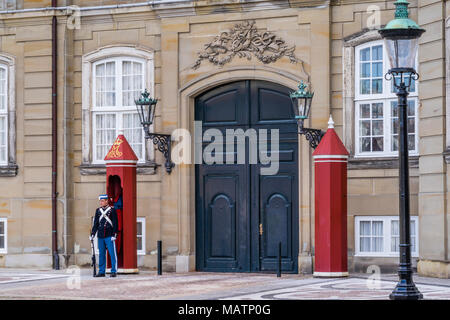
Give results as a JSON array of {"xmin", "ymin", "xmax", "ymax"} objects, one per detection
[{"xmin": 384, "ymin": 37, "xmax": 419, "ymax": 70}]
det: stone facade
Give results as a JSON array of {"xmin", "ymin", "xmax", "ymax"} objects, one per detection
[{"xmin": 0, "ymin": 0, "xmax": 448, "ymax": 278}]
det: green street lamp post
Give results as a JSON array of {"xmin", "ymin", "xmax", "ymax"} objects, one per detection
[
  {"xmin": 378, "ymin": 0, "xmax": 425, "ymax": 300},
  {"xmin": 135, "ymin": 89, "xmax": 175, "ymax": 174}
]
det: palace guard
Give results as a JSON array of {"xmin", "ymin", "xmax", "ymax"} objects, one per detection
[{"xmin": 90, "ymin": 194, "xmax": 119, "ymax": 277}]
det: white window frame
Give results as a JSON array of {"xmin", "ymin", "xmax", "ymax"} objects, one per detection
[
  {"xmin": 82, "ymin": 45, "xmax": 155, "ymax": 166},
  {"xmin": 0, "ymin": 54, "xmax": 15, "ymax": 169},
  {"xmin": 137, "ymin": 217, "xmax": 146, "ymax": 256},
  {"xmin": 354, "ymin": 40, "xmax": 419, "ymax": 158},
  {"xmin": 354, "ymin": 215, "xmax": 419, "ymax": 257},
  {"xmin": 0, "ymin": 218, "xmax": 7, "ymax": 254},
  {"xmin": 0, "ymin": 64, "xmax": 7, "ymax": 165},
  {"xmin": 92, "ymin": 57, "xmax": 146, "ymax": 164},
  {"xmin": 93, "ymin": 217, "xmax": 146, "ymax": 256}
]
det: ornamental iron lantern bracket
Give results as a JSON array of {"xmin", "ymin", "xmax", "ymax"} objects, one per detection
[
  {"xmin": 135, "ymin": 89, "xmax": 175, "ymax": 174},
  {"xmin": 290, "ymin": 81, "xmax": 325, "ymax": 149}
]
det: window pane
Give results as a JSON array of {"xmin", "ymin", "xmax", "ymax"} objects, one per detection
[
  {"xmin": 372, "ymin": 62, "xmax": 382, "ymax": 77},
  {"xmin": 391, "ymin": 220, "xmax": 399, "ymax": 236},
  {"xmin": 372, "ymin": 137, "xmax": 383, "ymax": 151},
  {"xmin": 360, "ymin": 121, "xmax": 370, "ymax": 136},
  {"xmin": 0, "ymin": 68, "xmax": 6, "ymax": 111},
  {"xmin": 408, "ymin": 135, "xmax": 415, "ymax": 151},
  {"xmin": 360, "ymin": 221, "xmax": 371, "ymax": 236},
  {"xmin": 407, "ymin": 101, "xmax": 415, "ymax": 116},
  {"xmin": 391, "ymin": 236, "xmax": 399, "ymax": 252},
  {"xmin": 392, "ymin": 118, "xmax": 399, "ymax": 135},
  {"xmin": 360, "ymin": 47, "xmax": 370, "ymax": 61},
  {"xmin": 392, "ymin": 135, "xmax": 398, "ymax": 151},
  {"xmin": 372, "ymin": 45, "xmax": 382, "ymax": 60},
  {"xmin": 137, "ymin": 237, "xmax": 142, "ymax": 251},
  {"xmin": 123, "ymin": 113, "xmax": 144, "ymax": 160},
  {"xmin": 372, "ymin": 103, "xmax": 383, "ymax": 118},
  {"xmin": 122, "ymin": 61, "xmax": 143, "ymax": 107},
  {"xmin": 360, "ymin": 104, "xmax": 370, "ymax": 118},
  {"xmin": 360, "ymin": 138, "xmax": 371, "ymax": 152},
  {"xmin": 95, "ymin": 114, "xmax": 116, "ymax": 161},
  {"xmin": 0, "ymin": 116, "xmax": 6, "ymax": 163},
  {"xmin": 361, "ymin": 80, "xmax": 370, "ymax": 94},
  {"xmin": 410, "ymin": 220, "xmax": 416, "ymax": 236},
  {"xmin": 407, "ymin": 118, "xmax": 415, "ymax": 134},
  {"xmin": 372, "ymin": 237, "xmax": 383, "ymax": 252},
  {"xmin": 137, "ymin": 221, "xmax": 142, "ymax": 236},
  {"xmin": 0, "ymin": 235, "xmax": 3, "ymax": 249},
  {"xmin": 95, "ymin": 62, "xmax": 116, "ymax": 107},
  {"xmin": 372, "ymin": 221, "xmax": 383, "ymax": 236},
  {"xmin": 0, "ymin": 221, "xmax": 3, "ymax": 234},
  {"xmin": 391, "ymin": 101, "xmax": 398, "ymax": 117},
  {"xmin": 360, "ymin": 237, "xmax": 370, "ymax": 252},
  {"xmin": 361, "ymin": 63, "xmax": 370, "ymax": 77},
  {"xmin": 372, "ymin": 79, "xmax": 383, "ymax": 94},
  {"xmin": 372, "ymin": 120, "xmax": 383, "ymax": 135}
]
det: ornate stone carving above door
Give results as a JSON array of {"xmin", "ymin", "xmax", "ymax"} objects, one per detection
[{"xmin": 192, "ymin": 20, "xmax": 299, "ymax": 69}]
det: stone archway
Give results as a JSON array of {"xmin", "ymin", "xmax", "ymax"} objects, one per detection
[{"xmin": 175, "ymin": 66, "xmax": 311, "ymax": 273}]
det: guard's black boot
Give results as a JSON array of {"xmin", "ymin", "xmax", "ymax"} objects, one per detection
[
  {"xmin": 110, "ymin": 273, "xmax": 117, "ymax": 278},
  {"xmin": 94, "ymin": 273, "xmax": 105, "ymax": 278}
]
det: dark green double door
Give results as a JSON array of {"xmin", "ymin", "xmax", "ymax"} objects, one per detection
[{"xmin": 195, "ymin": 80, "xmax": 299, "ymax": 273}]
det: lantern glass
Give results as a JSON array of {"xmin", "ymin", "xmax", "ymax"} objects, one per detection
[
  {"xmin": 291, "ymin": 96, "xmax": 312, "ymax": 120},
  {"xmin": 135, "ymin": 89, "xmax": 157, "ymax": 126},
  {"xmin": 290, "ymin": 81, "xmax": 314, "ymax": 120},
  {"xmin": 148, "ymin": 103, "xmax": 156, "ymax": 125},
  {"xmin": 384, "ymin": 37, "xmax": 419, "ymax": 70}
]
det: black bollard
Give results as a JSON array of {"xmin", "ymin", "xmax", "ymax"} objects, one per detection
[
  {"xmin": 157, "ymin": 240, "xmax": 162, "ymax": 275},
  {"xmin": 277, "ymin": 242, "xmax": 281, "ymax": 278}
]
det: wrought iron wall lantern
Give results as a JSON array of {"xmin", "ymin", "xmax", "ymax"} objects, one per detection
[
  {"xmin": 135, "ymin": 89, "xmax": 175, "ymax": 174},
  {"xmin": 290, "ymin": 81, "xmax": 324, "ymax": 149}
]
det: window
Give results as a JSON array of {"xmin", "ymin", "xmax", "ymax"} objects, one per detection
[
  {"xmin": 355, "ymin": 216, "xmax": 419, "ymax": 257},
  {"xmin": 354, "ymin": 40, "xmax": 418, "ymax": 157},
  {"xmin": 137, "ymin": 217, "xmax": 146, "ymax": 255},
  {"xmin": 92, "ymin": 217, "xmax": 146, "ymax": 255},
  {"xmin": 0, "ymin": 65, "xmax": 7, "ymax": 165},
  {"xmin": 81, "ymin": 46, "xmax": 154, "ymax": 167},
  {"xmin": 92, "ymin": 57, "xmax": 145, "ymax": 163},
  {"xmin": 0, "ymin": 218, "xmax": 7, "ymax": 254}
]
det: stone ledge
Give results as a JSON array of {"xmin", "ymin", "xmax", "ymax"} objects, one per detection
[
  {"xmin": 418, "ymin": 259, "xmax": 450, "ymax": 279},
  {"xmin": 348, "ymin": 156, "xmax": 419, "ymax": 170},
  {"xmin": 0, "ymin": 163, "xmax": 18, "ymax": 177},
  {"xmin": 79, "ymin": 162, "xmax": 158, "ymax": 176}
]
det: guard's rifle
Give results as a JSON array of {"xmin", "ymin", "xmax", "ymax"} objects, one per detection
[{"xmin": 90, "ymin": 216, "xmax": 97, "ymax": 277}]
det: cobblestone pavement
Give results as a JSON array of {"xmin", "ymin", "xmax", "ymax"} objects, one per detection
[{"xmin": 0, "ymin": 268, "xmax": 449, "ymax": 300}]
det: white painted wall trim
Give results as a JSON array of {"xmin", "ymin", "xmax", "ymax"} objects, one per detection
[
  {"xmin": 0, "ymin": 53, "xmax": 16, "ymax": 172},
  {"xmin": 343, "ymin": 30, "xmax": 382, "ymax": 155}
]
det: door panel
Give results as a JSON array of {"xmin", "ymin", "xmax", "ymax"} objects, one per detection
[
  {"xmin": 196, "ymin": 80, "xmax": 298, "ymax": 273},
  {"xmin": 196, "ymin": 81, "xmax": 248, "ymax": 128}
]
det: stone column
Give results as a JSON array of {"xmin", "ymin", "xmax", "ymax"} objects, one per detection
[{"xmin": 417, "ymin": 0, "xmax": 449, "ymax": 278}]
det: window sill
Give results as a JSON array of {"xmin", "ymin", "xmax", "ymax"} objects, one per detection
[
  {"xmin": 0, "ymin": 164, "xmax": 18, "ymax": 177},
  {"xmin": 79, "ymin": 162, "xmax": 157, "ymax": 175},
  {"xmin": 348, "ymin": 156, "xmax": 419, "ymax": 170},
  {"xmin": 354, "ymin": 253, "xmax": 419, "ymax": 258}
]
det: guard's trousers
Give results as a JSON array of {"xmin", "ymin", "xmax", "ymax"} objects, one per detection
[{"xmin": 98, "ymin": 236, "xmax": 117, "ymax": 274}]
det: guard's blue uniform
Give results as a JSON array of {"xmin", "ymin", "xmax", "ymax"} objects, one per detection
[{"xmin": 91, "ymin": 205, "xmax": 118, "ymax": 275}]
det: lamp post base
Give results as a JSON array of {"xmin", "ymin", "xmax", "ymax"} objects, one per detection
[{"xmin": 389, "ymin": 280, "xmax": 423, "ymax": 300}]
